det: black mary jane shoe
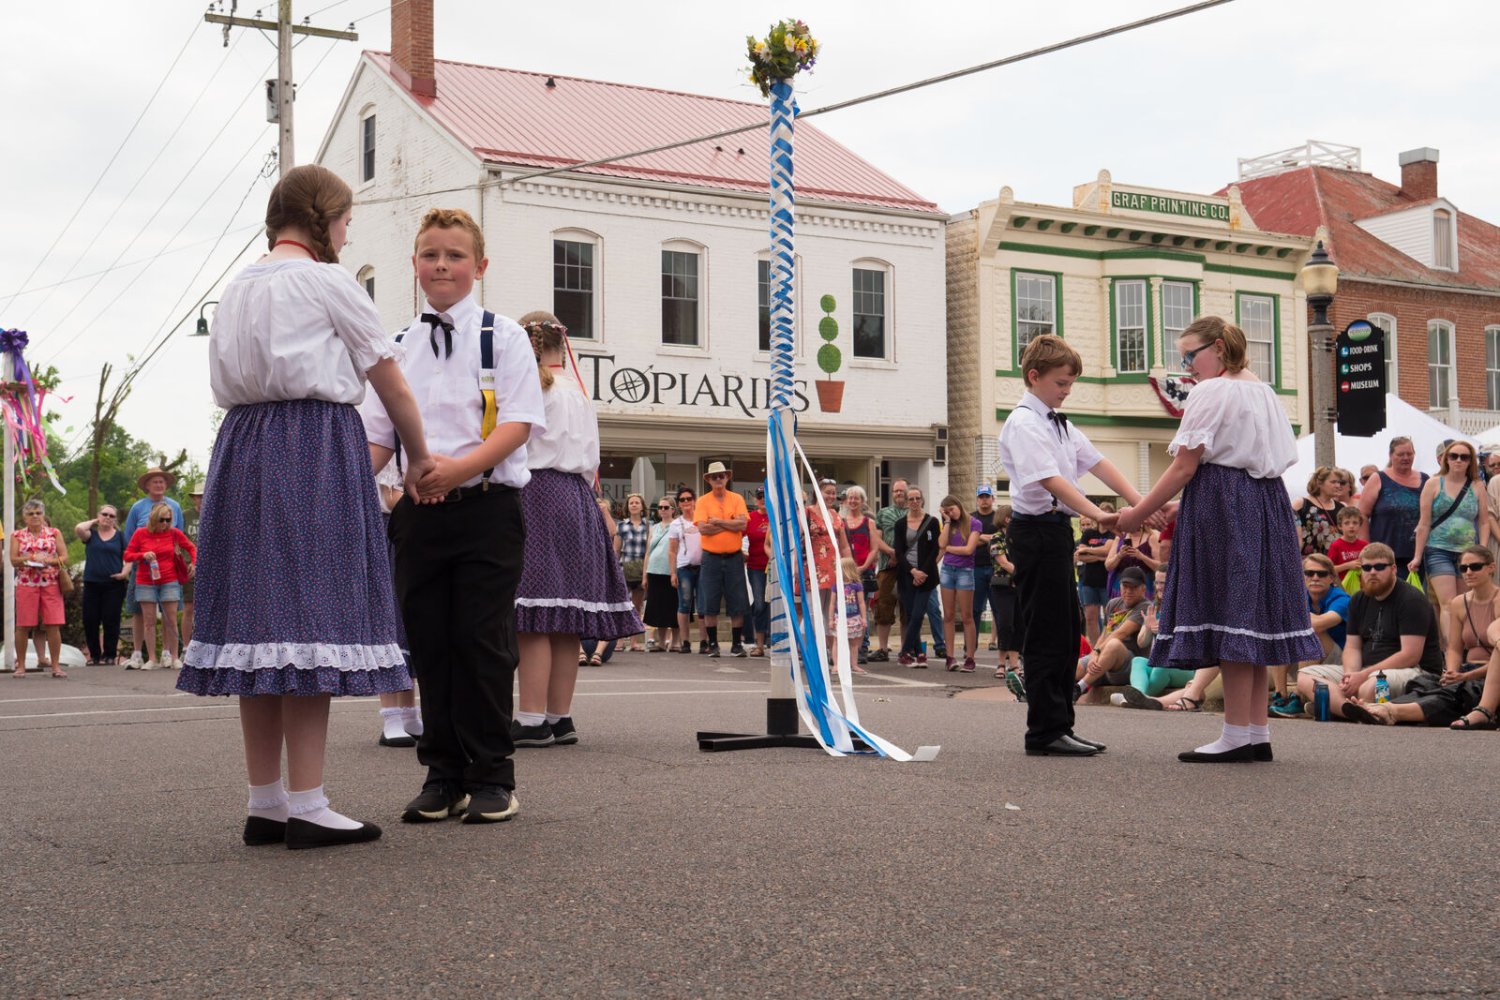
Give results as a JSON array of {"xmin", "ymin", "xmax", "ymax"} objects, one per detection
[
  {"xmin": 1068, "ymin": 733, "xmax": 1107, "ymax": 752},
  {"xmin": 242, "ymin": 816, "xmax": 287, "ymax": 846},
  {"xmin": 1024, "ymin": 735, "xmax": 1100, "ymax": 757},
  {"xmin": 1251, "ymin": 742, "xmax": 1273, "ymax": 762},
  {"xmin": 1177, "ymin": 744, "xmax": 1256, "ymax": 763},
  {"xmin": 378, "ymin": 733, "xmax": 417, "ymax": 748},
  {"xmin": 284, "ymin": 817, "xmax": 383, "ymax": 850}
]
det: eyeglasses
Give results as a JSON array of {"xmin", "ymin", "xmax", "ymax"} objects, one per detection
[
  {"xmin": 677, "ymin": 497, "xmax": 694, "ymax": 503},
  {"xmin": 1181, "ymin": 341, "xmax": 1216, "ymax": 367},
  {"xmin": 1361, "ymin": 562, "xmax": 1392, "ymax": 572},
  {"xmin": 706, "ymin": 473, "xmax": 728, "ymax": 480},
  {"xmin": 1459, "ymin": 562, "xmax": 1490, "ymax": 573},
  {"xmin": 99, "ymin": 512, "xmax": 116, "ymax": 518},
  {"xmin": 1303, "ymin": 569, "xmax": 1331, "ymax": 579}
]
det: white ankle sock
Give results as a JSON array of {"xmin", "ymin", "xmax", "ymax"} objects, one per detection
[
  {"xmin": 401, "ymin": 705, "xmax": 423, "ymax": 736},
  {"xmin": 1195, "ymin": 723, "xmax": 1253, "ymax": 755},
  {"xmin": 545, "ymin": 712, "xmax": 564, "ymax": 725},
  {"xmin": 380, "ymin": 707, "xmax": 407, "ymax": 740},
  {"xmin": 1248, "ymin": 723, "xmax": 1271, "ymax": 744},
  {"xmin": 287, "ymin": 785, "xmax": 361, "ymax": 831},
  {"xmin": 516, "ymin": 710, "xmax": 546, "ymax": 727},
  {"xmin": 247, "ymin": 780, "xmax": 288, "ymax": 822}
]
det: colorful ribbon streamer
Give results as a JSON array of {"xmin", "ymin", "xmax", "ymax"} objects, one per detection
[{"xmin": 0, "ymin": 329, "xmax": 67, "ymax": 494}]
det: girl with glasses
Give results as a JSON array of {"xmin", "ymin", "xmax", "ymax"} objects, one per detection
[
  {"xmin": 1411, "ymin": 440, "xmax": 1486, "ymax": 642},
  {"xmin": 75, "ymin": 507, "xmax": 128, "ymax": 665}
]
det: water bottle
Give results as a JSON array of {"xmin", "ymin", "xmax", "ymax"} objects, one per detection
[
  {"xmin": 1375, "ymin": 671, "xmax": 1389, "ymax": 704},
  {"xmin": 149, "ymin": 556, "xmax": 161, "ymax": 582},
  {"xmin": 1313, "ymin": 681, "xmax": 1330, "ymax": 721}
]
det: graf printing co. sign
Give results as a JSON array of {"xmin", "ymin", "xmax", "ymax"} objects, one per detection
[
  {"xmin": 576, "ymin": 353, "xmax": 812, "ymax": 416},
  {"xmin": 1111, "ymin": 190, "xmax": 1230, "ymax": 223}
]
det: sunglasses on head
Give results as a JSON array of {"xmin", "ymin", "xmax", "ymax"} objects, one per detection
[
  {"xmin": 1460, "ymin": 562, "xmax": 1490, "ymax": 572},
  {"xmin": 1303, "ymin": 569, "xmax": 1331, "ymax": 579},
  {"xmin": 1361, "ymin": 562, "xmax": 1392, "ymax": 572}
]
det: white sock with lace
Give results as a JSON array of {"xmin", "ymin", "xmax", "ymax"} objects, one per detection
[
  {"xmin": 247, "ymin": 780, "xmax": 288, "ymax": 822},
  {"xmin": 401, "ymin": 705, "xmax": 423, "ymax": 736},
  {"xmin": 380, "ymin": 708, "xmax": 407, "ymax": 741},
  {"xmin": 1247, "ymin": 723, "xmax": 1271, "ymax": 744},
  {"xmin": 1194, "ymin": 723, "xmax": 1253, "ymax": 755},
  {"xmin": 287, "ymin": 785, "xmax": 361, "ymax": 831}
]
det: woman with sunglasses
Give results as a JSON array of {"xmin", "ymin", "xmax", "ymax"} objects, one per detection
[
  {"xmin": 75, "ymin": 505, "xmax": 128, "ymax": 666},
  {"xmin": 1410, "ymin": 440, "xmax": 1487, "ymax": 641},
  {"xmin": 641, "ymin": 497, "xmax": 679, "ymax": 653},
  {"xmin": 1118, "ymin": 316, "xmax": 1321, "ymax": 762},
  {"xmin": 117, "ymin": 502, "xmax": 197, "ymax": 670}
]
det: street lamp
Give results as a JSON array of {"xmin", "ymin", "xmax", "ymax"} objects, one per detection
[
  {"xmin": 193, "ymin": 301, "xmax": 219, "ymax": 337},
  {"xmin": 1302, "ymin": 240, "xmax": 1340, "ymax": 470}
]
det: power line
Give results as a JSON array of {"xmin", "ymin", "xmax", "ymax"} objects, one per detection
[
  {"xmin": 0, "ymin": 15, "xmax": 203, "ymax": 316},
  {"xmin": 0, "ymin": 224, "xmax": 263, "ymax": 301},
  {"xmin": 354, "ymin": 0, "xmax": 1237, "ymax": 209}
]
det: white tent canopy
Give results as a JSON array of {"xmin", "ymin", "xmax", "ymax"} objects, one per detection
[{"xmin": 1281, "ymin": 394, "xmax": 1466, "ymax": 499}]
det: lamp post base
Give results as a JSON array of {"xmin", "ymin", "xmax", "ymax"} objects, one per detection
[{"xmin": 695, "ymin": 697, "xmax": 871, "ymax": 753}]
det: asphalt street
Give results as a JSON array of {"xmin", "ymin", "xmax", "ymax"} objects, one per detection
[{"xmin": 3, "ymin": 651, "xmax": 1495, "ymax": 998}]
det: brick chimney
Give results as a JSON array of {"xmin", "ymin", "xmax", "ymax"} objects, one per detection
[
  {"xmin": 391, "ymin": 0, "xmax": 436, "ymax": 98},
  {"xmin": 1398, "ymin": 147, "xmax": 1439, "ymax": 201}
]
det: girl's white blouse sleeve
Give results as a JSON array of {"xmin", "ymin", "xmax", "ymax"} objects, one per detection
[{"xmin": 1169, "ymin": 377, "xmax": 1298, "ymax": 479}]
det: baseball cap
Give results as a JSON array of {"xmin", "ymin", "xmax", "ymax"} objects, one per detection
[
  {"xmin": 754, "ymin": 487, "xmax": 764, "ymax": 497},
  {"xmin": 976, "ymin": 484, "xmax": 994, "ymax": 497},
  {"xmin": 1118, "ymin": 566, "xmax": 1148, "ymax": 587}
]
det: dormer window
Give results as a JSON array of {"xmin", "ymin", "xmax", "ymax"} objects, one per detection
[{"xmin": 1433, "ymin": 208, "xmax": 1455, "ymax": 270}]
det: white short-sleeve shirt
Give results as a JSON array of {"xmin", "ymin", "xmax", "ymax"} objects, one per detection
[
  {"xmin": 209, "ymin": 260, "xmax": 398, "ymax": 407},
  {"xmin": 526, "ymin": 373, "xmax": 600, "ymax": 478},
  {"xmin": 998, "ymin": 391, "xmax": 1104, "ymax": 516},
  {"xmin": 360, "ymin": 296, "xmax": 547, "ymax": 490},
  {"xmin": 667, "ymin": 517, "xmax": 702, "ymax": 567},
  {"xmin": 1169, "ymin": 376, "xmax": 1297, "ymax": 479}
]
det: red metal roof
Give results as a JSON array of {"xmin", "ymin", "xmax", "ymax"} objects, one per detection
[
  {"xmin": 1226, "ymin": 166, "xmax": 1500, "ymax": 291},
  {"xmin": 367, "ymin": 52, "xmax": 939, "ymax": 214}
]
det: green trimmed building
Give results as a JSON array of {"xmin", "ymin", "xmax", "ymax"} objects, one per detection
[{"xmin": 946, "ymin": 170, "xmax": 1319, "ymax": 501}]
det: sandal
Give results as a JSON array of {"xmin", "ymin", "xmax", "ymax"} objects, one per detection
[
  {"xmin": 50, "ymin": 669, "xmax": 68, "ymax": 679},
  {"xmin": 588, "ymin": 654, "xmax": 604, "ymax": 666},
  {"xmin": 1341, "ymin": 701, "xmax": 1383, "ymax": 725},
  {"xmin": 11, "ymin": 668, "xmax": 25, "ymax": 678},
  {"xmin": 578, "ymin": 653, "xmax": 588, "ymax": 666},
  {"xmin": 1163, "ymin": 696, "xmax": 1202, "ymax": 712},
  {"xmin": 1451, "ymin": 706, "xmax": 1498, "ymax": 730}
]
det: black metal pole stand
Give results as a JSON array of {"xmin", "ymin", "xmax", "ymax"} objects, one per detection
[{"xmin": 696, "ymin": 696, "xmax": 871, "ymax": 752}]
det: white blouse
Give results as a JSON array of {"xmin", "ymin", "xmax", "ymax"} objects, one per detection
[
  {"xmin": 1169, "ymin": 375, "xmax": 1297, "ymax": 479},
  {"xmin": 525, "ymin": 373, "xmax": 600, "ymax": 477},
  {"xmin": 209, "ymin": 259, "xmax": 397, "ymax": 408}
]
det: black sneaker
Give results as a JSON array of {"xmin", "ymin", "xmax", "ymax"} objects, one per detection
[
  {"xmin": 730, "ymin": 643, "xmax": 747, "ymax": 658},
  {"xmin": 868, "ymin": 650, "xmax": 889, "ymax": 663},
  {"xmin": 401, "ymin": 779, "xmax": 469, "ymax": 823},
  {"xmin": 510, "ymin": 718, "xmax": 555, "ymax": 748},
  {"xmin": 551, "ymin": 716, "xmax": 579, "ymax": 745},
  {"xmin": 678, "ymin": 641, "xmax": 691, "ymax": 653},
  {"xmin": 463, "ymin": 784, "xmax": 520, "ymax": 824},
  {"xmin": 698, "ymin": 640, "xmax": 711, "ymax": 654},
  {"xmin": 933, "ymin": 645, "xmax": 948, "ymax": 659},
  {"xmin": 708, "ymin": 644, "xmax": 722, "ymax": 658}
]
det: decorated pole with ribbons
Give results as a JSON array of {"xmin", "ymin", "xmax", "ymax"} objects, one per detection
[{"xmin": 696, "ymin": 23, "xmax": 934, "ymax": 761}]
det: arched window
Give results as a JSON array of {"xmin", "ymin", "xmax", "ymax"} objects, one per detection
[
  {"xmin": 359, "ymin": 105, "xmax": 377, "ymax": 183},
  {"xmin": 1433, "ymin": 208, "xmax": 1455, "ymax": 270},
  {"xmin": 553, "ymin": 229, "xmax": 601, "ymax": 340},
  {"xmin": 355, "ymin": 266, "xmax": 375, "ymax": 302}
]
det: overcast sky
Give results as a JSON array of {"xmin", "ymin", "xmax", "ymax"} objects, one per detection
[{"xmin": 2, "ymin": 0, "xmax": 1496, "ymax": 477}]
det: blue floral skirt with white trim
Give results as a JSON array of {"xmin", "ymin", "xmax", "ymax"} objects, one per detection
[
  {"xmin": 177, "ymin": 400, "xmax": 411, "ymax": 697},
  {"xmin": 1149, "ymin": 462, "xmax": 1323, "ymax": 670}
]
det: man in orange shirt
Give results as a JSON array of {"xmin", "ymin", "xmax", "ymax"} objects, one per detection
[{"xmin": 695, "ymin": 461, "xmax": 750, "ymax": 658}]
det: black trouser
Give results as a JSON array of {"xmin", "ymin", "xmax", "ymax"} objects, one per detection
[
  {"xmin": 389, "ymin": 489, "xmax": 522, "ymax": 791},
  {"xmin": 896, "ymin": 574, "xmax": 933, "ymax": 656},
  {"xmin": 1009, "ymin": 515, "xmax": 1081, "ymax": 748},
  {"xmin": 81, "ymin": 579, "xmax": 126, "ymax": 661}
]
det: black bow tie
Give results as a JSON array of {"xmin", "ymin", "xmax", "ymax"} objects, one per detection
[
  {"xmin": 421, "ymin": 313, "xmax": 454, "ymax": 359},
  {"xmin": 1047, "ymin": 410, "xmax": 1069, "ymax": 437}
]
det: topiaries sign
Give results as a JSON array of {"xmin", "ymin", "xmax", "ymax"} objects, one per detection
[{"xmin": 814, "ymin": 293, "xmax": 844, "ymax": 413}]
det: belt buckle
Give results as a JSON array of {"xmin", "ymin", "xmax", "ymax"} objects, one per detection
[{"xmin": 443, "ymin": 487, "xmax": 463, "ymax": 503}]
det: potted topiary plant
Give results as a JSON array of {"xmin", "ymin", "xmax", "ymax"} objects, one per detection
[{"xmin": 814, "ymin": 294, "xmax": 844, "ymax": 413}]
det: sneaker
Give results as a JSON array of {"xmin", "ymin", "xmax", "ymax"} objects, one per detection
[
  {"xmin": 945, "ymin": 657, "xmax": 957, "ymax": 671},
  {"xmin": 915, "ymin": 653, "xmax": 928, "ymax": 667},
  {"xmin": 1005, "ymin": 669, "xmax": 1028, "ymax": 701},
  {"xmin": 897, "ymin": 653, "xmax": 915, "ymax": 666},
  {"xmin": 401, "ymin": 779, "xmax": 469, "ymax": 823},
  {"xmin": 708, "ymin": 644, "xmax": 721, "ymax": 658},
  {"xmin": 551, "ymin": 717, "xmax": 579, "ymax": 745},
  {"xmin": 126, "ymin": 651, "xmax": 142, "ymax": 670},
  {"xmin": 1071, "ymin": 683, "xmax": 1087, "ymax": 704},
  {"xmin": 462, "ymin": 784, "xmax": 520, "ymax": 824},
  {"xmin": 987, "ymin": 640, "xmax": 998, "ymax": 651},
  {"xmin": 698, "ymin": 640, "xmax": 711, "ymax": 655},
  {"xmin": 1270, "ymin": 694, "xmax": 1305, "ymax": 719},
  {"xmin": 857, "ymin": 651, "xmax": 869, "ymax": 665},
  {"xmin": 677, "ymin": 641, "xmax": 691, "ymax": 654},
  {"xmin": 933, "ymin": 646, "xmax": 948, "ymax": 659},
  {"xmin": 868, "ymin": 650, "xmax": 889, "ymax": 663},
  {"xmin": 730, "ymin": 643, "xmax": 747, "ymax": 658},
  {"xmin": 645, "ymin": 638, "xmax": 658, "ymax": 652},
  {"xmin": 160, "ymin": 651, "xmax": 174, "ymax": 669},
  {"xmin": 139, "ymin": 660, "xmax": 157, "ymax": 671},
  {"xmin": 510, "ymin": 719, "xmax": 555, "ymax": 748},
  {"xmin": 960, "ymin": 657, "xmax": 976, "ymax": 673}
]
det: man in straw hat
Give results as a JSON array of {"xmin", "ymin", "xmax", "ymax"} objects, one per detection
[
  {"xmin": 121, "ymin": 467, "xmax": 185, "ymax": 669},
  {"xmin": 696, "ymin": 461, "xmax": 750, "ymax": 658}
]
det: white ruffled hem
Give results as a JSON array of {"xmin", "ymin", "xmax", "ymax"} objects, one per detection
[
  {"xmin": 515, "ymin": 597, "xmax": 637, "ymax": 613},
  {"xmin": 1167, "ymin": 429, "xmax": 1215, "ymax": 455},
  {"xmin": 182, "ymin": 641, "xmax": 405, "ymax": 672}
]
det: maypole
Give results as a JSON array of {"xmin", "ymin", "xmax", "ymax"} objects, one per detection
[{"xmin": 696, "ymin": 22, "xmax": 933, "ymax": 761}]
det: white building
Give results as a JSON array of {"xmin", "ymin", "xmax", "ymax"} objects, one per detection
[{"xmin": 315, "ymin": 1, "xmax": 949, "ymax": 505}]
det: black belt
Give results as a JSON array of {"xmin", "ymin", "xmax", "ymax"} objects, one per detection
[
  {"xmin": 430, "ymin": 483, "xmax": 515, "ymax": 504},
  {"xmin": 1010, "ymin": 511, "xmax": 1073, "ymax": 524}
]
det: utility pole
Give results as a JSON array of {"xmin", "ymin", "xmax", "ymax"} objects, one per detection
[{"xmin": 204, "ymin": 1, "xmax": 358, "ymax": 177}]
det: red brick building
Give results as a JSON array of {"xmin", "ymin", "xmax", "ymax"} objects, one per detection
[{"xmin": 1229, "ymin": 143, "xmax": 1500, "ymax": 434}]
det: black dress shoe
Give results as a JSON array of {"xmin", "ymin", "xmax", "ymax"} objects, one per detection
[
  {"xmin": 1177, "ymin": 744, "xmax": 1255, "ymax": 763},
  {"xmin": 378, "ymin": 732, "xmax": 417, "ymax": 748},
  {"xmin": 285, "ymin": 817, "xmax": 382, "ymax": 849},
  {"xmin": 1251, "ymin": 742, "xmax": 1273, "ymax": 762},
  {"xmin": 242, "ymin": 816, "xmax": 286, "ymax": 846},
  {"xmin": 1025, "ymin": 735, "xmax": 1100, "ymax": 757},
  {"xmin": 1069, "ymin": 733, "xmax": 1107, "ymax": 752}
]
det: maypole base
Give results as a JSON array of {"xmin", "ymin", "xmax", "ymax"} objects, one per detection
[{"xmin": 696, "ymin": 697, "xmax": 872, "ymax": 753}]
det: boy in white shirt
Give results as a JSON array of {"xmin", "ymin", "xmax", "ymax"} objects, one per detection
[
  {"xmin": 998, "ymin": 335, "xmax": 1149, "ymax": 757},
  {"xmin": 363, "ymin": 208, "xmax": 546, "ymax": 825}
]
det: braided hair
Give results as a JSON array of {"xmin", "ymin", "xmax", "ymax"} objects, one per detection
[
  {"xmin": 518, "ymin": 310, "xmax": 566, "ymax": 390},
  {"xmin": 264, "ymin": 164, "xmax": 352, "ymax": 264}
]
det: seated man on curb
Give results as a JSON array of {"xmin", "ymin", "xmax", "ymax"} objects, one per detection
[
  {"xmin": 1074, "ymin": 566, "xmax": 1149, "ymax": 702},
  {"xmin": 1271, "ymin": 553, "xmax": 1351, "ymax": 718},
  {"xmin": 1295, "ymin": 543, "xmax": 1442, "ymax": 723},
  {"xmin": 1354, "ymin": 543, "xmax": 1495, "ymax": 727}
]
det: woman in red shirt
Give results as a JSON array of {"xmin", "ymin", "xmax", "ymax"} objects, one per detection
[
  {"xmin": 744, "ymin": 488, "xmax": 771, "ymax": 656},
  {"xmin": 117, "ymin": 502, "xmax": 197, "ymax": 669}
]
